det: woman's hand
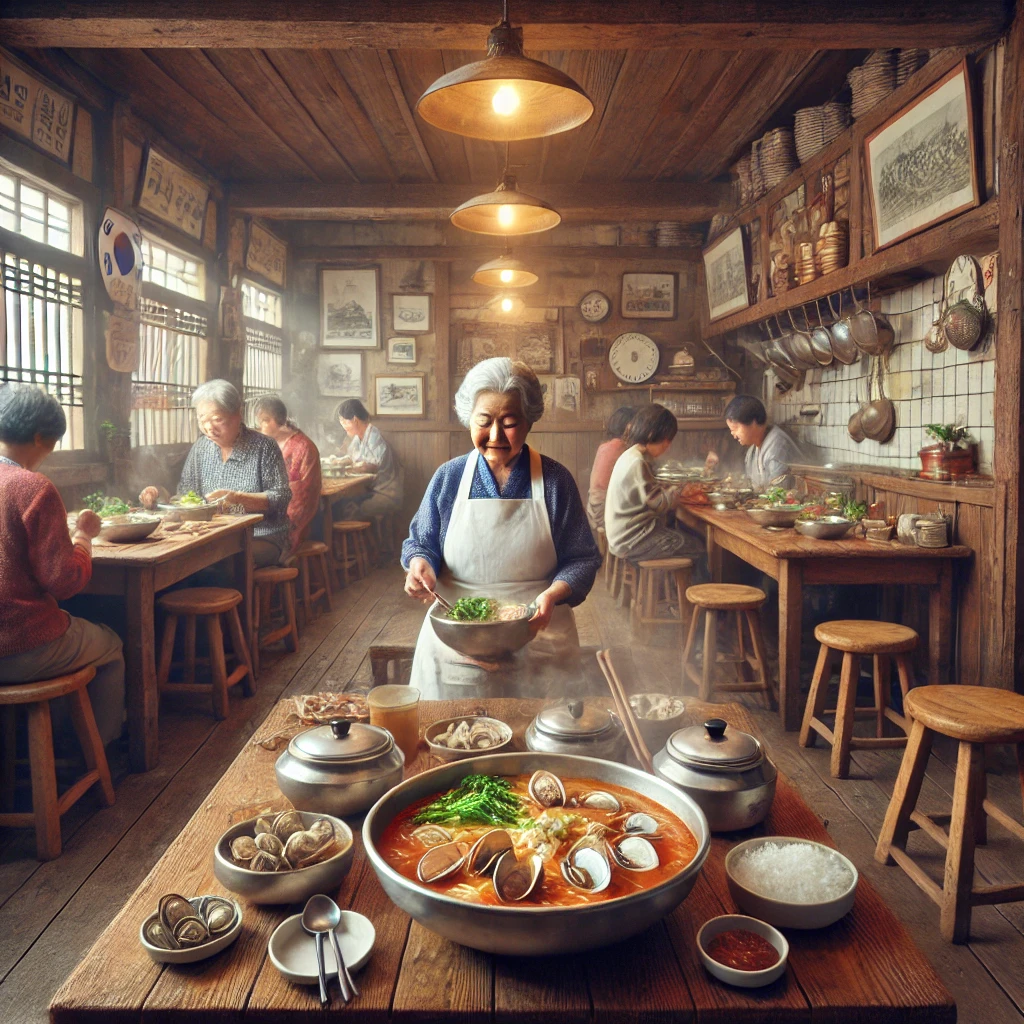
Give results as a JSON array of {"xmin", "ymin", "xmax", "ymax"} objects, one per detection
[
  {"xmin": 204, "ymin": 488, "xmax": 236, "ymax": 504},
  {"xmin": 74, "ymin": 509, "xmax": 102, "ymax": 539},
  {"xmin": 139, "ymin": 485, "xmax": 160, "ymax": 509},
  {"xmin": 704, "ymin": 451, "xmax": 720, "ymax": 473},
  {"xmin": 529, "ymin": 581, "xmax": 571, "ymax": 636},
  {"xmin": 404, "ymin": 557, "xmax": 437, "ymax": 602}
]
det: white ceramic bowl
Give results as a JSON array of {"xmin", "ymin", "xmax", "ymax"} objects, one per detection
[
  {"xmin": 424, "ymin": 716, "xmax": 513, "ymax": 761},
  {"xmin": 724, "ymin": 836, "xmax": 858, "ymax": 929},
  {"xmin": 139, "ymin": 896, "xmax": 242, "ymax": 964},
  {"xmin": 696, "ymin": 914, "xmax": 789, "ymax": 988},
  {"xmin": 268, "ymin": 910, "xmax": 375, "ymax": 984},
  {"xmin": 628, "ymin": 693, "xmax": 686, "ymax": 753},
  {"xmin": 99, "ymin": 513, "xmax": 161, "ymax": 543}
]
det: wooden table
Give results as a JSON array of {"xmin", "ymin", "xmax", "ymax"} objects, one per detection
[
  {"xmin": 320, "ymin": 474, "xmax": 375, "ymax": 575},
  {"xmin": 51, "ymin": 697, "xmax": 954, "ymax": 1023},
  {"xmin": 677, "ymin": 505, "xmax": 973, "ymax": 731},
  {"xmin": 83, "ymin": 514, "xmax": 263, "ymax": 773}
]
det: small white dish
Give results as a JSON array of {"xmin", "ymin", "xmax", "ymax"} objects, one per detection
[
  {"xmin": 268, "ymin": 910, "xmax": 375, "ymax": 985},
  {"xmin": 696, "ymin": 914, "xmax": 789, "ymax": 988},
  {"xmin": 139, "ymin": 896, "xmax": 243, "ymax": 964}
]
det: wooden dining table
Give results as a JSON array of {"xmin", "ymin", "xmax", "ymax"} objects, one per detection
[
  {"xmin": 676, "ymin": 505, "xmax": 973, "ymax": 731},
  {"xmin": 83, "ymin": 513, "xmax": 263, "ymax": 773},
  {"xmin": 50, "ymin": 696, "xmax": 954, "ymax": 1023}
]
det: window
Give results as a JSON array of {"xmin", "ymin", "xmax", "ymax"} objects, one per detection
[
  {"xmin": 241, "ymin": 280, "xmax": 284, "ymax": 420},
  {"xmin": 2, "ymin": 253, "xmax": 85, "ymax": 450},
  {"xmin": 141, "ymin": 235, "xmax": 204, "ymax": 300},
  {"xmin": 0, "ymin": 165, "xmax": 79, "ymax": 254},
  {"xmin": 241, "ymin": 279, "xmax": 282, "ymax": 327}
]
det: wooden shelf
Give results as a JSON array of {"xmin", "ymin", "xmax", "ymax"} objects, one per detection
[{"xmin": 599, "ymin": 379, "xmax": 735, "ymax": 392}]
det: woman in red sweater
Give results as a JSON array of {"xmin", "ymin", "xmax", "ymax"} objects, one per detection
[{"xmin": 0, "ymin": 385, "xmax": 125, "ymax": 745}]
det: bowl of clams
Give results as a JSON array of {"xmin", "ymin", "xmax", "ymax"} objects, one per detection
[
  {"xmin": 213, "ymin": 809, "xmax": 354, "ymax": 905},
  {"xmin": 140, "ymin": 893, "xmax": 242, "ymax": 963}
]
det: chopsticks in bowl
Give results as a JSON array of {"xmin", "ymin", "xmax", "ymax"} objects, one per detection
[{"xmin": 596, "ymin": 649, "xmax": 654, "ymax": 775}]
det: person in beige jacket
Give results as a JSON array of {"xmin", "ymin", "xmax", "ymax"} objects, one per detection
[{"xmin": 604, "ymin": 404, "xmax": 704, "ymax": 563}]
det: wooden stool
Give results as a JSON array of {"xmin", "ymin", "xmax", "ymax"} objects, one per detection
[
  {"xmin": 294, "ymin": 540, "xmax": 333, "ymax": 623},
  {"xmin": 875, "ymin": 685, "xmax": 1024, "ymax": 942},
  {"xmin": 0, "ymin": 666, "xmax": 114, "ymax": 860},
  {"xmin": 332, "ymin": 520, "xmax": 372, "ymax": 587},
  {"xmin": 635, "ymin": 558, "xmax": 693, "ymax": 639},
  {"xmin": 251, "ymin": 566, "xmax": 300, "ymax": 677},
  {"xmin": 799, "ymin": 620, "xmax": 917, "ymax": 779},
  {"xmin": 157, "ymin": 588, "xmax": 254, "ymax": 720},
  {"xmin": 681, "ymin": 584, "xmax": 775, "ymax": 709}
]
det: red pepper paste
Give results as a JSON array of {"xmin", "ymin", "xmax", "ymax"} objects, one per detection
[{"xmin": 706, "ymin": 929, "xmax": 780, "ymax": 972}]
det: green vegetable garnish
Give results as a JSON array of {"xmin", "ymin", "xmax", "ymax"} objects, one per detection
[
  {"xmin": 447, "ymin": 597, "xmax": 498, "ymax": 622},
  {"xmin": 764, "ymin": 486, "xmax": 787, "ymax": 505},
  {"xmin": 413, "ymin": 774, "xmax": 523, "ymax": 827},
  {"xmin": 98, "ymin": 499, "xmax": 131, "ymax": 518},
  {"xmin": 842, "ymin": 498, "xmax": 868, "ymax": 522},
  {"xmin": 178, "ymin": 490, "xmax": 204, "ymax": 507}
]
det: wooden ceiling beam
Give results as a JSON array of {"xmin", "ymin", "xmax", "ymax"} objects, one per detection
[
  {"xmin": 228, "ymin": 181, "xmax": 737, "ymax": 223},
  {"xmin": 293, "ymin": 244, "xmax": 700, "ymax": 263},
  {"xmin": 3, "ymin": 1, "xmax": 1011, "ymax": 49}
]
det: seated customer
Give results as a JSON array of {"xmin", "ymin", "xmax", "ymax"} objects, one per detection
[
  {"xmin": 586, "ymin": 405, "xmax": 634, "ymax": 532},
  {"xmin": 140, "ymin": 379, "xmax": 291, "ymax": 566},
  {"xmin": 254, "ymin": 396, "xmax": 322, "ymax": 550},
  {"xmin": 711, "ymin": 394, "xmax": 805, "ymax": 490},
  {"xmin": 605, "ymin": 404, "xmax": 704, "ymax": 563},
  {"xmin": 0, "ymin": 385, "xmax": 125, "ymax": 745},
  {"xmin": 336, "ymin": 399, "xmax": 403, "ymax": 520}
]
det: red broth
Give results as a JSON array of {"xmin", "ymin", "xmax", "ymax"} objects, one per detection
[{"xmin": 378, "ymin": 775, "xmax": 698, "ymax": 907}]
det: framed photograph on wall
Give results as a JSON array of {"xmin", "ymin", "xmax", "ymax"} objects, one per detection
[
  {"xmin": 320, "ymin": 266, "xmax": 380, "ymax": 348},
  {"xmin": 392, "ymin": 293, "xmax": 432, "ymax": 333},
  {"xmin": 702, "ymin": 226, "xmax": 749, "ymax": 321},
  {"xmin": 864, "ymin": 60, "xmax": 978, "ymax": 251},
  {"xmin": 387, "ymin": 336, "xmax": 417, "ymax": 364},
  {"xmin": 621, "ymin": 272, "xmax": 676, "ymax": 320},
  {"xmin": 374, "ymin": 374, "xmax": 425, "ymax": 417},
  {"xmin": 316, "ymin": 351, "xmax": 363, "ymax": 397}
]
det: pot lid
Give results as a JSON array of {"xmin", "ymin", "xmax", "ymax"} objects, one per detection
[
  {"xmin": 290, "ymin": 718, "xmax": 393, "ymax": 763},
  {"xmin": 534, "ymin": 700, "xmax": 612, "ymax": 739},
  {"xmin": 666, "ymin": 718, "xmax": 763, "ymax": 771}
]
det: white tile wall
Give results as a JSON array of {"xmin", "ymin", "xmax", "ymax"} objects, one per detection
[{"xmin": 770, "ymin": 275, "xmax": 996, "ymax": 473}]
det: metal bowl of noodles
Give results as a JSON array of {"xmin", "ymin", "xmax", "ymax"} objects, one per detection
[
  {"xmin": 157, "ymin": 499, "xmax": 219, "ymax": 522},
  {"xmin": 746, "ymin": 506, "xmax": 804, "ymax": 528},
  {"xmin": 98, "ymin": 513, "xmax": 162, "ymax": 543},
  {"xmin": 428, "ymin": 601, "xmax": 535, "ymax": 659},
  {"xmin": 362, "ymin": 751, "xmax": 710, "ymax": 956}
]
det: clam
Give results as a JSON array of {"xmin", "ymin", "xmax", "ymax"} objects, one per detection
[
  {"xmin": 254, "ymin": 814, "xmax": 276, "ymax": 835},
  {"xmin": 200, "ymin": 896, "xmax": 237, "ymax": 935},
  {"xmin": 308, "ymin": 817, "xmax": 335, "ymax": 845},
  {"xmin": 562, "ymin": 846, "xmax": 611, "ymax": 894},
  {"xmin": 412, "ymin": 824, "xmax": 453, "ymax": 848},
  {"xmin": 609, "ymin": 835, "xmax": 659, "ymax": 872},
  {"xmin": 578, "ymin": 791, "xmax": 621, "ymax": 813},
  {"xmin": 143, "ymin": 918, "xmax": 178, "ymax": 950},
  {"xmin": 271, "ymin": 810, "xmax": 305, "ymax": 842},
  {"xmin": 172, "ymin": 915, "xmax": 210, "ymax": 948},
  {"xmin": 417, "ymin": 841, "xmax": 469, "ymax": 883},
  {"xmin": 158, "ymin": 894, "xmax": 194, "ymax": 933},
  {"xmin": 467, "ymin": 829, "xmax": 514, "ymax": 875},
  {"xmin": 622, "ymin": 812, "xmax": 659, "ymax": 836},
  {"xmin": 250, "ymin": 850, "xmax": 283, "ymax": 872},
  {"xmin": 255, "ymin": 831, "xmax": 285, "ymax": 857},
  {"xmin": 492, "ymin": 850, "xmax": 544, "ymax": 903},
  {"xmin": 528, "ymin": 769, "xmax": 566, "ymax": 808},
  {"xmin": 468, "ymin": 719, "xmax": 505, "ymax": 749},
  {"xmin": 230, "ymin": 835, "xmax": 259, "ymax": 863}
]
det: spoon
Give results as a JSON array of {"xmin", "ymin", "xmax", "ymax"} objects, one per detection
[
  {"xmin": 304, "ymin": 894, "xmax": 358, "ymax": 1003},
  {"xmin": 301, "ymin": 896, "xmax": 335, "ymax": 1005}
]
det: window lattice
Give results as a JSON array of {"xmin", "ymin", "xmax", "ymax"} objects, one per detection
[{"xmin": 243, "ymin": 324, "xmax": 283, "ymax": 421}]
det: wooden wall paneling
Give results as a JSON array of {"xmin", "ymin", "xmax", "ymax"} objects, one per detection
[
  {"xmin": 433, "ymin": 261, "xmax": 452, "ymax": 425},
  {"xmin": 70, "ymin": 106, "xmax": 92, "ymax": 182}
]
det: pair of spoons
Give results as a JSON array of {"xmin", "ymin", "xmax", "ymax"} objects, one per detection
[{"xmin": 301, "ymin": 894, "xmax": 359, "ymax": 1006}]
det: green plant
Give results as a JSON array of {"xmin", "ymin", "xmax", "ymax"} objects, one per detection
[
  {"xmin": 924, "ymin": 423, "xmax": 973, "ymax": 450},
  {"xmin": 99, "ymin": 419, "xmax": 130, "ymax": 441}
]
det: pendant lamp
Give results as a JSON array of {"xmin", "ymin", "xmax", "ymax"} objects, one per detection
[
  {"xmin": 450, "ymin": 173, "xmax": 560, "ymax": 236},
  {"xmin": 472, "ymin": 252, "xmax": 538, "ymax": 288},
  {"xmin": 416, "ymin": 5, "xmax": 593, "ymax": 142}
]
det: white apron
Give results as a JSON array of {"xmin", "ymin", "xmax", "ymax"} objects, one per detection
[{"xmin": 409, "ymin": 449, "xmax": 579, "ymax": 700}]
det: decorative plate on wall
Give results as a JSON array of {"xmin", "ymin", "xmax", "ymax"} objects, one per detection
[
  {"xmin": 609, "ymin": 332, "xmax": 660, "ymax": 384},
  {"xmin": 579, "ymin": 290, "xmax": 611, "ymax": 323}
]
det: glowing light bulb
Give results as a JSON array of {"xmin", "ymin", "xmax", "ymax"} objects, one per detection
[
  {"xmin": 497, "ymin": 204, "xmax": 515, "ymax": 229},
  {"xmin": 501, "ymin": 297, "xmax": 514, "ymax": 313},
  {"xmin": 499, "ymin": 268, "xmax": 514, "ymax": 283},
  {"xmin": 492, "ymin": 84, "xmax": 521, "ymax": 117}
]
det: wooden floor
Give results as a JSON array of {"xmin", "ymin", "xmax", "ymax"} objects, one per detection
[{"xmin": 2, "ymin": 565, "xmax": 1023, "ymax": 1023}]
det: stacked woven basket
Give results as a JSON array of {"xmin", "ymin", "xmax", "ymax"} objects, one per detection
[
  {"xmin": 848, "ymin": 49, "xmax": 896, "ymax": 120},
  {"xmin": 793, "ymin": 101, "xmax": 852, "ymax": 164},
  {"xmin": 896, "ymin": 48, "xmax": 929, "ymax": 86}
]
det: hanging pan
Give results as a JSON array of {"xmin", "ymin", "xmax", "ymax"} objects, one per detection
[
  {"xmin": 861, "ymin": 357, "xmax": 896, "ymax": 443},
  {"xmin": 827, "ymin": 291, "xmax": 860, "ymax": 365},
  {"xmin": 785, "ymin": 308, "xmax": 818, "ymax": 370},
  {"xmin": 849, "ymin": 282, "xmax": 894, "ymax": 357},
  {"xmin": 808, "ymin": 299, "xmax": 834, "ymax": 366},
  {"xmin": 764, "ymin": 316, "xmax": 798, "ymax": 371}
]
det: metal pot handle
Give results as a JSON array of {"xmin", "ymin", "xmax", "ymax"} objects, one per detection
[
  {"xmin": 329, "ymin": 719, "xmax": 352, "ymax": 739},
  {"xmin": 704, "ymin": 718, "xmax": 728, "ymax": 739}
]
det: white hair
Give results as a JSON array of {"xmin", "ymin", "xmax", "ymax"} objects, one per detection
[
  {"xmin": 192, "ymin": 379, "xmax": 242, "ymax": 415},
  {"xmin": 453, "ymin": 357, "xmax": 544, "ymax": 428}
]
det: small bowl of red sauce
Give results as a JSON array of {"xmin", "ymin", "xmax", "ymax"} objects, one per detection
[{"xmin": 696, "ymin": 914, "xmax": 789, "ymax": 988}]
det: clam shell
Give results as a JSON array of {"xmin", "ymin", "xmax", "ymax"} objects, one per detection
[
  {"xmin": 622, "ymin": 812, "xmax": 659, "ymax": 835},
  {"xmin": 579, "ymin": 790, "xmax": 621, "ymax": 812},
  {"xmin": 467, "ymin": 829, "xmax": 514, "ymax": 876},
  {"xmin": 308, "ymin": 818, "xmax": 336, "ymax": 844},
  {"xmin": 250, "ymin": 850, "xmax": 282, "ymax": 872},
  {"xmin": 492, "ymin": 850, "xmax": 544, "ymax": 903},
  {"xmin": 468, "ymin": 719, "xmax": 505, "ymax": 749},
  {"xmin": 271, "ymin": 810, "xmax": 305, "ymax": 842},
  {"xmin": 230, "ymin": 835, "xmax": 259, "ymax": 863},
  {"xmin": 610, "ymin": 835, "xmax": 659, "ymax": 872},
  {"xmin": 412, "ymin": 824, "xmax": 453, "ymax": 847},
  {"xmin": 255, "ymin": 832, "xmax": 285, "ymax": 857},
  {"xmin": 143, "ymin": 917, "xmax": 179, "ymax": 950},
  {"xmin": 293, "ymin": 834, "xmax": 343, "ymax": 870},
  {"xmin": 158, "ymin": 894, "xmax": 194, "ymax": 933},
  {"xmin": 201, "ymin": 897, "xmax": 237, "ymax": 935},
  {"xmin": 566, "ymin": 846, "xmax": 611, "ymax": 894},
  {"xmin": 528, "ymin": 769, "xmax": 566, "ymax": 808},
  {"xmin": 417, "ymin": 841, "xmax": 469, "ymax": 883},
  {"xmin": 254, "ymin": 814, "xmax": 276, "ymax": 835},
  {"xmin": 283, "ymin": 829, "xmax": 322, "ymax": 869},
  {"xmin": 172, "ymin": 915, "xmax": 210, "ymax": 948}
]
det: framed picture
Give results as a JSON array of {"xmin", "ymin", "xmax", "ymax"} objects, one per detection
[
  {"xmin": 136, "ymin": 146, "xmax": 210, "ymax": 240},
  {"xmin": 320, "ymin": 267, "xmax": 380, "ymax": 348},
  {"xmin": 374, "ymin": 374, "xmax": 425, "ymax": 417},
  {"xmin": 621, "ymin": 273, "xmax": 676, "ymax": 320},
  {"xmin": 387, "ymin": 336, "xmax": 417, "ymax": 364},
  {"xmin": 245, "ymin": 220, "xmax": 287, "ymax": 287},
  {"xmin": 702, "ymin": 227, "xmax": 749, "ymax": 321},
  {"xmin": 392, "ymin": 293, "xmax": 432, "ymax": 333},
  {"xmin": 864, "ymin": 60, "xmax": 978, "ymax": 251},
  {"xmin": 316, "ymin": 352, "xmax": 363, "ymax": 397}
]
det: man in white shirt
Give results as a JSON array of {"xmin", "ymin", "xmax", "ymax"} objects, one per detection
[
  {"xmin": 705, "ymin": 395, "xmax": 804, "ymax": 490},
  {"xmin": 336, "ymin": 399, "xmax": 403, "ymax": 518}
]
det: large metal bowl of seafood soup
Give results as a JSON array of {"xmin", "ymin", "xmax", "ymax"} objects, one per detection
[
  {"xmin": 363, "ymin": 751, "xmax": 710, "ymax": 956},
  {"xmin": 428, "ymin": 601, "xmax": 534, "ymax": 659}
]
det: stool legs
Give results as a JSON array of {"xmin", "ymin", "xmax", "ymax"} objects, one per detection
[
  {"xmin": 225, "ymin": 606, "xmax": 256, "ymax": 698},
  {"xmin": 744, "ymin": 610, "xmax": 776, "ymax": 711},
  {"xmin": 67, "ymin": 687, "xmax": 115, "ymax": 807},
  {"xmin": 876, "ymin": 718, "xmax": 933, "ymax": 864},
  {"xmin": 800, "ymin": 644, "xmax": 835, "ymax": 748},
  {"xmin": 1, "ymin": 706, "xmax": 15, "ymax": 810},
  {"xmin": 27, "ymin": 700, "xmax": 61, "ymax": 860},
  {"xmin": 943, "ymin": 741, "xmax": 985, "ymax": 942},
  {"xmin": 701, "ymin": 609, "xmax": 717, "ymax": 702},
  {"xmin": 205, "ymin": 614, "xmax": 230, "ymax": 720},
  {"xmin": 831, "ymin": 653, "xmax": 860, "ymax": 779}
]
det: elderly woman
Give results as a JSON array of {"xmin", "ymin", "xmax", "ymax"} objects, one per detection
[
  {"xmin": 253, "ymin": 395, "xmax": 321, "ymax": 550},
  {"xmin": 140, "ymin": 379, "xmax": 291, "ymax": 566},
  {"xmin": 402, "ymin": 357, "xmax": 601, "ymax": 699},
  {"xmin": 0, "ymin": 385, "xmax": 125, "ymax": 745},
  {"xmin": 335, "ymin": 398, "xmax": 403, "ymax": 521},
  {"xmin": 586, "ymin": 405, "xmax": 634, "ymax": 532},
  {"xmin": 705, "ymin": 394, "xmax": 805, "ymax": 490}
]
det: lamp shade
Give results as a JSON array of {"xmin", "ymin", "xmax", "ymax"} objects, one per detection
[
  {"xmin": 450, "ymin": 175, "xmax": 561, "ymax": 236},
  {"xmin": 416, "ymin": 21, "xmax": 593, "ymax": 142},
  {"xmin": 472, "ymin": 254, "xmax": 539, "ymax": 288}
]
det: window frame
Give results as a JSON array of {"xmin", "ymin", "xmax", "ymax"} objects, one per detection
[{"xmin": 240, "ymin": 277, "xmax": 285, "ymax": 422}]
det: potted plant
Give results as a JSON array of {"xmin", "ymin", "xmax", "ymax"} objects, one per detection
[
  {"xmin": 919, "ymin": 423, "xmax": 976, "ymax": 479},
  {"xmin": 99, "ymin": 420, "xmax": 132, "ymax": 488}
]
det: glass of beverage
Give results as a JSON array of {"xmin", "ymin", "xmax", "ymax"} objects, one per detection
[{"xmin": 368, "ymin": 685, "xmax": 421, "ymax": 766}]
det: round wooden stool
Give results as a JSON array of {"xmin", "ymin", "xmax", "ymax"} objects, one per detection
[
  {"xmin": 681, "ymin": 584, "xmax": 775, "ymax": 709},
  {"xmin": 157, "ymin": 588, "xmax": 254, "ymax": 720},
  {"xmin": 0, "ymin": 666, "xmax": 115, "ymax": 860},
  {"xmin": 294, "ymin": 540, "xmax": 333, "ymax": 623},
  {"xmin": 251, "ymin": 566, "xmax": 300, "ymax": 677},
  {"xmin": 635, "ymin": 557, "xmax": 694, "ymax": 640},
  {"xmin": 799, "ymin": 620, "xmax": 918, "ymax": 779},
  {"xmin": 332, "ymin": 520, "xmax": 373, "ymax": 587},
  {"xmin": 875, "ymin": 685, "xmax": 1024, "ymax": 942}
]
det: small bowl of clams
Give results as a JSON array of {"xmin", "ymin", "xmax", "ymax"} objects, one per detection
[
  {"xmin": 425, "ymin": 716, "xmax": 513, "ymax": 762},
  {"xmin": 213, "ymin": 809, "xmax": 354, "ymax": 905},
  {"xmin": 140, "ymin": 893, "xmax": 242, "ymax": 964}
]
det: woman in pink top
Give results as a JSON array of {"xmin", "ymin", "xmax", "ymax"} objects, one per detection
[
  {"xmin": 254, "ymin": 396, "xmax": 322, "ymax": 551},
  {"xmin": 586, "ymin": 406, "xmax": 635, "ymax": 532},
  {"xmin": 0, "ymin": 385, "xmax": 125, "ymax": 745}
]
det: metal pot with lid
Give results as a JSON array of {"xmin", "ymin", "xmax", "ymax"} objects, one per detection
[
  {"xmin": 275, "ymin": 718, "xmax": 405, "ymax": 816},
  {"xmin": 652, "ymin": 718, "xmax": 777, "ymax": 831},
  {"xmin": 525, "ymin": 699, "xmax": 628, "ymax": 763}
]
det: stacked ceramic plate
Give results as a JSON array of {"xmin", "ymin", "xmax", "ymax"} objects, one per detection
[
  {"xmin": 896, "ymin": 48, "xmax": 929, "ymax": 86},
  {"xmin": 848, "ymin": 51, "xmax": 896, "ymax": 120},
  {"xmin": 759, "ymin": 128, "xmax": 798, "ymax": 190},
  {"xmin": 796, "ymin": 243, "xmax": 818, "ymax": 286},
  {"xmin": 815, "ymin": 221, "xmax": 849, "ymax": 275}
]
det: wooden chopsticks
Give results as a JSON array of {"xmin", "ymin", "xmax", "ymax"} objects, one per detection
[{"xmin": 596, "ymin": 649, "xmax": 655, "ymax": 774}]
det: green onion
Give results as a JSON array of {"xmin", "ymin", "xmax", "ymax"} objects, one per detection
[
  {"xmin": 447, "ymin": 597, "xmax": 498, "ymax": 622},
  {"xmin": 412, "ymin": 774, "xmax": 522, "ymax": 827}
]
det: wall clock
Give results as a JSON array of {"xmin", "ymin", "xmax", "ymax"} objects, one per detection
[
  {"xmin": 578, "ymin": 290, "xmax": 611, "ymax": 323},
  {"xmin": 609, "ymin": 332, "xmax": 660, "ymax": 384}
]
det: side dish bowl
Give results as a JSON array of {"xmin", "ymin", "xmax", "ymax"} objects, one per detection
[
  {"xmin": 424, "ymin": 716, "xmax": 513, "ymax": 761},
  {"xmin": 98, "ymin": 513, "xmax": 161, "ymax": 543},
  {"xmin": 696, "ymin": 914, "xmax": 789, "ymax": 988},
  {"xmin": 746, "ymin": 506, "xmax": 804, "ymax": 529},
  {"xmin": 793, "ymin": 516, "xmax": 854, "ymax": 540},
  {"xmin": 157, "ymin": 501, "xmax": 219, "ymax": 521},
  {"xmin": 139, "ymin": 896, "xmax": 242, "ymax": 964},
  {"xmin": 428, "ymin": 602, "xmax": 535, "ymax": 659}
]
